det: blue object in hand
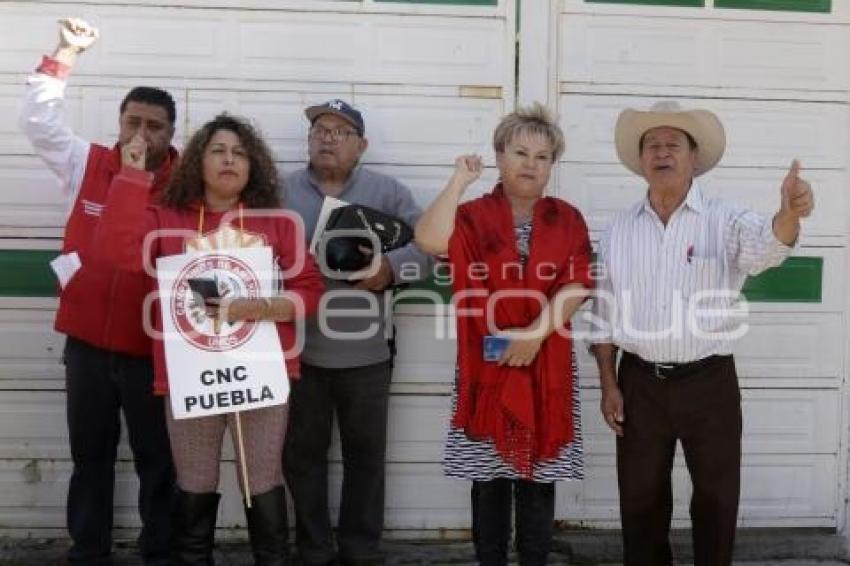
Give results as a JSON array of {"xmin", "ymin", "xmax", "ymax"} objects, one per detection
[{"xmin": 483, "ymin": 335, "xmax": 510, "ymax": 362}]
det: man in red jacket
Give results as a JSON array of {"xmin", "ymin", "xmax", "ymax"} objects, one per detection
[{"xmin": 20, "ymin": 18, "xmax": 177, "ymax": 565}]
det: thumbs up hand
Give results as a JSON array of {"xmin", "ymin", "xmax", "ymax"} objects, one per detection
[
  {"xmin": 772, "ymin": 159, "xmax": 814, "ymax": 246},
  {"xmin": 780, "ymin": 159, "xmax": 814, "ymax": 220}
]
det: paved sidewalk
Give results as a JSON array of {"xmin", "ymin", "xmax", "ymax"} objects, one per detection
[
  {"xmin": 0, "ymin": 539, "xmax": 847, "ymax": 565},
  {"xmin": 1, "ymin": 529, "xmax": 847, "ymax": 565}
]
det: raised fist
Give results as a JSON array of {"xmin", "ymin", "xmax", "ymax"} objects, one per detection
[
  {"xmin": 452, "ymin": 154, "xmax": 484, "ymax": 188},
  {"xmin": 58, "ymin": 17, "xmax": 99, "ymax": 53}
]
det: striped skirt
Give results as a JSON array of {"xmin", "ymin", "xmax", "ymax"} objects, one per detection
[{"xmin": 443, "ymin": 356, "xmax": 584, "ymax": 482}]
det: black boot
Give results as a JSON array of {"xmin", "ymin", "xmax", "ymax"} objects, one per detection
[
  {"xmin": 515, "ymin": 481, "xmax": 555, "ymax": 566},
  {"xmin": 245, "ymin": 485, "xmax": 290, "ymax": 565},
  {"xmin": 171, "ymin": 489, "xmax": 220, "ymax": 566},
  {"xmin": 471, "ymin": 480, "xmax": 512, "ymax": 566}
]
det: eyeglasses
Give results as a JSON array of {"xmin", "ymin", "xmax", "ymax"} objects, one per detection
[{"xmin": 309, "ymin": 125, "xmax": 360, "ymax": 143}]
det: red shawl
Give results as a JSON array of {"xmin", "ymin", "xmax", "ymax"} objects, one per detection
[{"xmin": 448, "ymin": 185, "xmax": 593, "ymax": 478}]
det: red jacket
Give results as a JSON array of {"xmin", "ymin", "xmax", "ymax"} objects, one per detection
[
  {"xmin": 96, "ymin": 166, "xmax": 324, "ymax": 395},
  {"xmin": 55, "ymin": 144, "xmax": 176, "ymax": 356}
]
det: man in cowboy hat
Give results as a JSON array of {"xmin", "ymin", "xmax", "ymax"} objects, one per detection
[{"xmin": 590, "ymin": 100, "xmax": 814, "ymax": 565}]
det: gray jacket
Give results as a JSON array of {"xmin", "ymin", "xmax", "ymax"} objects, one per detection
[{"xmin": 281, "ymin": 166, "xmax": 433, "ymax": 368}]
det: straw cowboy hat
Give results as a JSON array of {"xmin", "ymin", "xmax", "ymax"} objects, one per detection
[{"xmin": 614, "ymin": 100, "xmax": 726, "ymax": 177}]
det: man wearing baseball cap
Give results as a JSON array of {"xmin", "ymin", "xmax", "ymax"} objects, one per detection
[
  {"xmin": 280, "ymin": 99, "xmax": 431, "ymax": 565},
  {"xmin": 590, "ymin": 101, "xmax": 814, "ymax": 565}
]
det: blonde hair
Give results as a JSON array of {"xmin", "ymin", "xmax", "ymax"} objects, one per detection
[{"xmin": 493, "ymin": 102, "xmax": 565, "ymax": 161}]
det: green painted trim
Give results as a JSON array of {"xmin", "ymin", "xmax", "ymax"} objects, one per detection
[
  {"xmin": 741, "ymin": 256, "xmax": 823, "ymax": 303},
  {"xmin": 586, "ymin": 0, "xmax": 704, "ymax": 6},
  {"xmin": 376, "ymin": 0, "xmax": 497, "ymax": 5},
  {"xmin": 398, "ymin": 256, "xmax": 824, "ymax": 305},
  {"xmin": 395, "ymin": 264, "xmax": 454, "ymax": 305},
  {"xmin": 715, "ymin": 0, "xmax": 830, "ymax": 12},
  {"xmin": 0, "ymin": 251, "xmax": 823, "ymax": 305},
  {"xmin": 0, "ymin": 250, "xmax": 59, "ymax": 298}
]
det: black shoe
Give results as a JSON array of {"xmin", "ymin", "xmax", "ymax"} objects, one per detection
[
  {"xmin": 339, "ymin": 556, "xmax": 384, "ymax": 566},
  {"xmin": 245, "ymin": 485, "xmax": 290, "ymax": 565},
  {"xmin": 518, "ymin": 553, "xmax": 549, "ymax": 566},
  {"xmin": 171, "ymin": 489, "xmax": 220, "ymax": 566}
]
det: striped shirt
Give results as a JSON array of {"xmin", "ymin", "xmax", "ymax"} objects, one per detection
[{"xmin": 591, "ymin": 183, "xmax": 793, "ymax": 363}]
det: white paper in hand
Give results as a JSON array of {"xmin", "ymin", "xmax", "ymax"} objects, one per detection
[
  {"xmin": 50, "ymin": 251, "xmax": 82, "ymax": 289},
  {"xmin": 309, "ymin": 196, "xmax": 348, "ymax": 255}
]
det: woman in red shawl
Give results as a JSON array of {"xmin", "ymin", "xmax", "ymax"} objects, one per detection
[{"xmin": 415, "ymin": 103, "xmax": 593, "ymax": 566}]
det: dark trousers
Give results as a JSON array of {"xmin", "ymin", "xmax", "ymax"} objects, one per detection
[
  {"xmin": 64, "ymin": 337, "xmax": 175, "ymax": 565},
  {"xmin": 471, "ymin": 479, "xmax": 555, "ymax": 566},
  {"xmin": 616, "ymin": 353, "xmax": 742, "ymax": 566},
  {"xmin": 283, "ymin": 361, "xmax": 392, "ymax": 565}
]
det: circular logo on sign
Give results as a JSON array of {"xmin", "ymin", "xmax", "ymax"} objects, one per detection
[{"xmin": 171, "ymin": 254, "xmax": 261, "ymax": 352}]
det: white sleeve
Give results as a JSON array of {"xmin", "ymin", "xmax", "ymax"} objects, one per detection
[
  {"xmin": 723, "ymin": 206, "xmax": 793, "ymax": 276},
  {"xmin": 19, "ymin": 71, "xmax": 90, "ymax": 216},
  {"xmin": 589, "ymin": 228, "xmax": 616, "ymax": 345}
]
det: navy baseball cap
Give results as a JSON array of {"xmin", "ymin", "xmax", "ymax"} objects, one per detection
[{"xmin": 305, "ymin": 99, "xmax": 365, "ymax": 136}]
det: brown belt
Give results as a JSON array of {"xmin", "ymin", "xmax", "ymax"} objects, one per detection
[{"xmin": 622, "ymin": 350, "xmax": 731, "ymax": 380}]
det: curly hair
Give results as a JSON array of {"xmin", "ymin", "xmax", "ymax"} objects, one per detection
[{"xmin": 163, "ymin": 113, "xmax": 281, "ymax": 209}]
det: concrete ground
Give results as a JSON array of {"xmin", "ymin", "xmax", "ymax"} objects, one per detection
[
  {"xmin": 1, "ymin": 529, "xmax": 847, "ymax": 565},
  {"xmin": 0, "ymin": 543, "xmax": 847, "ymax": 565}
]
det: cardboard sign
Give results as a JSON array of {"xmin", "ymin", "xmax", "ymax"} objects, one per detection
[{"xmin": 156, "ymin": 246, "xmax": 288, "ymax": 419}]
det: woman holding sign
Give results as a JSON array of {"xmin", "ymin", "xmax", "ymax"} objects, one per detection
[
  {"xmin": 415, "ymin": 103, "xmax": 593, "ymax": 566},
  {"xmin": 98, "ymin": 113, "xmax": 323, "ymax": 565}
]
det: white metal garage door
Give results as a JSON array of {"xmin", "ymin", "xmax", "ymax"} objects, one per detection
[
  {"xmin": 0, "ymin": 0, "xmax": 515, "ymax": 536},
  {"xmin": 531, "ymin": 0, "xmax": 849, "ymax": 529}
]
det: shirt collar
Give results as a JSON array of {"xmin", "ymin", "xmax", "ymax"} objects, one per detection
[
  {"xmin": 306, "ymin": 164, "xmax": 362, "ymax": 198},
  {"xmin": 635, "ymin": 179, "xmax": 704, "ymax": 218}
]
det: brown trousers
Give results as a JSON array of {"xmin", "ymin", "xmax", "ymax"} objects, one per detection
[{"xmin": 616, "ymin": 352, "xmax": 742, "ymax": 566}]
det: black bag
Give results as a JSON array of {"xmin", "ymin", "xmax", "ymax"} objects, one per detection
[{"xmin": 321, "ymin": 204, "xmax": 414, "ymax": 272}]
